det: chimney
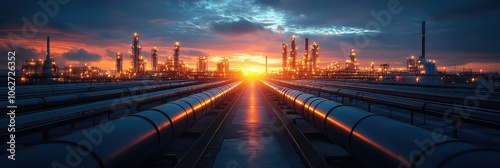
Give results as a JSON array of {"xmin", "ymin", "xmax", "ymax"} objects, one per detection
[
  {"xmin": 46, "ymin": 37, "xmax": 50, "ymax": 59},
  {"xmin": 422, "ymin": 21, "xmax": 425, "ymax": 59},
  {"xmin": 265, "ymin": 56, "xmax": 268, "ymax": 75},
  {"xmin": 305, "ymin": 38, "xmax": 309, "ymax": 71}
]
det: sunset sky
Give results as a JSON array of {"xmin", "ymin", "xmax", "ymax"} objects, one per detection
[{"xmin": 1, "ymin": 0, "xmax": 499, "ymax": 73}]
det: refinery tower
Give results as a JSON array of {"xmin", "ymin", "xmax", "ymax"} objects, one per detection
[
  {"xmin": 43, "ymin": 37, "xmax": 52, "ymax": 77},
  {"xmin": 130, "ymin": 33, "xmax": 146, "ymax": 74}
]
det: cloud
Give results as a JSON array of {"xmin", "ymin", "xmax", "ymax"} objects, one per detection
[
  {"xmin": 211, "ymin": 18, "xmax": 265, "ymax": 35},
  {"xmin": 183, "ymin": 49, "xmax": 209, "ymax": 56},
  {"xmin": 148, "ymin": 19, "xmax": 169, "ymax": 24},
  {"xmin": 0, "ymin": 43, "xmax": 45, "ymax": 69},
  {"xmin": 433, "ymin": 0, "xmax": 500, "ymax": 21},
  {"xmin": 0, "ymin": 0, "xmax": 499, "ymax": 71},
  {"xmin": 62, "ymin": 48, "xmax": 102, "ymax": 62},
  {"xmin": 0, "ymin": 43, "xmax": 43, "ymax": 59},
  {"xmin": 276, "ymin": 25, "xmax": 285, "ymax": 34},
  {"xmin": 105, "ymin": 49, "xmax": 120, "ymax": 59},
  {"xmin": 254, "ymin": 0, "xmax": 281, "ymax": 8}
]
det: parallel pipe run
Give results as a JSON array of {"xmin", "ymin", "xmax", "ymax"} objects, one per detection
[
  {"xmin": 1, "ymin": 81, "xmax": 242, "ymax": 168},
  {"xmin": 0, "ymin": 80, "xmax": 230, "ymax": 135},
  {"xmin": 262, "ymin": 80, "xmax": 500, "ymax": 168},
  {"xmin": 273, "ymin": 79, "xmax": 500, "ymax": 128},
  {"xmin": 0, "ymin": 80, "xmax": 199, "ymax": 113}
]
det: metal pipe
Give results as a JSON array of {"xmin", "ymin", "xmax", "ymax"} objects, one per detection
[
  {"xmin": 262, "ymin": 81, "xmax": 500, "ymax": 168},
  {"xmin": 0, "ymin": 81, "xmax": 199, "ymax": 113},
  {"xmin": 1, "ymin": 81, "xmax": 243, "ymax": 168}
]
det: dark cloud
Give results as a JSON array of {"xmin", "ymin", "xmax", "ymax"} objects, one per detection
[
  {"xmin": 0, "ymin": 43, "xmax": 45, "ymax": 69},
  {"xmin": 0, "ymin": 43, "xmax": 43, "ymax": 59},
  {"xmin": 433, "ymin": 0, "xmax": 500, "ymax": 21},
  {"xmin": 183, "ymin": 50, "xmax": 209, "ymax": 56},
  {"xmin": 105, "ymin": 49, "xmax": 121, "ymax": 59},
  {"xmin": 211, "ymin": 18, "xmax": 265, "ymax": 35},
  {"xmin": 0, "ymin": 0, "xmax": 499, "ymax": 70},
  {"xmin": 62, "ymin": 48, "xmax": 102, "ymax": 62},
  {"xmin": 99, "ymin": 32, "xmax": 115, "ymax": 39},
  {"xmin": 254, "ymin": 0, "xmax": 281, "ymax": 8},
  {"xmin": 276, "ymin": 25, "xmax": 285, "ymax": 34}
]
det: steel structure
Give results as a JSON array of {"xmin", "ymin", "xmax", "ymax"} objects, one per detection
[
  {"xmin": 197, "ymin": 56, "xmax": 208, "ymax": 73},
  {"xmin": 304, "ymin": 38, "xmax": 309, "ymax": 72},
  {"xmin": 310, "ymin": 41, "xmax": 319, "ymax": 73},
  {"xmin": 115, "ymin": 52, "xmax": 123, "ymax": 76},
  {"xmin": 290, "ymin": 35, "xmax": 297, "ymax": 70},
  {"xmin": 130, "ymin": 33, "xmax": 142, "ymax": 74},
  {"xmin": 346, "ymin": 49, "xmax": 359, "ymax": 71},
  {"xmin": 151, "ymin": 47, "xmax": 158, "ymax": 71},
  {"xmin": 43, "ymin": 37, "xmax": 52, "ymax": 77},
  {"xmin": 173, "ymin": 42, "xmax": 180, "ymax": 72},
  {"xmin": 282, "ymin": 43, "xmax": 287, "ymax": 73}
]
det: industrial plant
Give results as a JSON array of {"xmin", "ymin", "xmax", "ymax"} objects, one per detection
[
  {"xmin": 276, "ymin": 21, "xmax": 482, "ymax": 84},
  {"xmin": 19, "ymin": 33, "xmax": 242, "ymax": 84},
  {"xmin": 16, "ymin": 21, "xmax": 495, "ymax": 85},
  {"xmin": 4, "ymin": 20, "xmax": 500, "ymax": 168}
]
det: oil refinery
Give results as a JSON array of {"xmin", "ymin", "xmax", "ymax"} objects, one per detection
[
  {"xmin": 4, "ymin": 20, "xmax": 500, "ymax": 168},
  {"xmin": 17, "ymin": 21, "xmax": 496, "ymax": 85}
]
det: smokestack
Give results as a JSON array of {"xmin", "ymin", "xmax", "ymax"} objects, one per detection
[
  {"xmin": 46, "ymin": 37, "xmax": 50, "ymax": 59},
  {"xmin": 265, "ymin": 56, "xmax": 268, "ymax": 75},
  {"xmin": 43, "ymin": 36, "xmax": 52, "ymax": 77},
  {"xmin": 422, "ymin": 21, "xmax": 425, "ymax": 59},
  {"xmin": 305, "ymin": 38, "xmax": 309, "ymax": 72}
]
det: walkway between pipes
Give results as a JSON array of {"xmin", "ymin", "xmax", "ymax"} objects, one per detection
[{"xmin": 208, "ymin": 80, "xmax": 304, "ymax": 168}]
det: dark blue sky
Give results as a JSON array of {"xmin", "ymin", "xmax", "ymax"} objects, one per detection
[{"xmin": 1, "ymin": 0, "xmax": 499, "ymax": 71}]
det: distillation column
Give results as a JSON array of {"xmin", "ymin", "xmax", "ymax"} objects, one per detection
[
  {"xmin": 116, "ymin": 52, "xmax": 122, "ymax": 76},
  {"xmin": 304, "ymin": 38, "xmax": 309, "ymax": 72},
  {"xmin": 151, "ymin": 47, "xmax": 158, "ymax": 71},
  {"xmin": 173, "ymin": 42, "xmax": 180, "ymax": 72},
  {"xmin": 310, "ymin": 42, "xmax": 319, "ymax": 73},
  {"xmin": 43, "ymin": 37, "xmax": 52, "ymax": 77},
  {"xmin": 282, "ymin": 43, "xmax": 287, "ymax": 73},
  {"xmin": 130, "ymin": 33, "xmax": 142, "ymax": 74},
  {"xmin": 290, "ymin": 35, "xmax": 297, "ymax": 71}
]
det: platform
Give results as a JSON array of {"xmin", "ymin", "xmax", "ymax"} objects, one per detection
[{"xmin": 211, "ymin": 80, "xmax": 304, "ymax": 168}]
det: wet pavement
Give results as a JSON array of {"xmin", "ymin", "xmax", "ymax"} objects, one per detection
[{"xmin": 212, "ymin": 80, "xmax": 304, "ymax": 168}]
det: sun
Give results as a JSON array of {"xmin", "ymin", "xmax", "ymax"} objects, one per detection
[
  {"xmin": 249, "ymin": 67, "xmax": 257, "ymax": 73},
  {"xmin": 242, "ymin": 66, "xmax": 263, "ymax": 79}
]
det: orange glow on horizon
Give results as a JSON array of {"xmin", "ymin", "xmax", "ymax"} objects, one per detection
[{"xmin": 4, "ymin": 30, "xmax": 499, "ymax": 73}]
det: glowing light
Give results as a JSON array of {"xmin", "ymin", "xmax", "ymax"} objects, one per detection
[{"xmin": 249, "ymin": 67, "xmax": 257, "ymax": 73}]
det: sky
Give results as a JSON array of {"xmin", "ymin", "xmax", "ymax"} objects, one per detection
[{"xmin": 1, "ymin": 0, "xmax": 499, "ymax": 73}]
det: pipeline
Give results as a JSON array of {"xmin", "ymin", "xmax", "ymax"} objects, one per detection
[
  {"xmin": 0, "ymin": 80, "xmax": 199, "ymax": 113},
  {"xmin": 273, "ymin": 79, "xmax": 500, "ymax": 129},
  {"xmin": 262, "ymin": 80, "xmax": 500, "ymax": 168},
  {"xmin": 0, "ymin": 81, "xmax": 242, "ymax": 168},
  {"xmin": 0, "ymin": 80, "xmax": 231, "ymax": 140}
]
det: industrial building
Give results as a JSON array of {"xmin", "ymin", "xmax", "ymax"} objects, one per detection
[
  {"xmin": 216, "ymin": 57, "xmax": 230, "ymax": 77},
  {"xmin": 129, "ymin": 33, "xmax": 146, "ymax": 75},
  {"xmin": 21, "ymin": 59, "xmax": 58, "ymax": 76},
  {"xmin": 115, "ymin": 52, "xmax": 123, "ymax": 77},
  {"xmin": 21, "ymin": 37, "xmax": 58, "ymax": 77},
  {"xmin": 59, "ymin": 64, "xmax": 102, "ymax": 78},
  {"xmin": 281, "ymin": 35, "xmax": 321, "ymax": 78},
  {"xmin": 310, "ymin": 41, "xmax": 320, "ymax": 73},
  {"xmin": 151, "ymin": 47, "xmax": 158, "ymax": 71},
  {"xmin": 18, "ymin": 21, "xmax": 493, "ymax": 84},
  {"xmin": 290, "ymin": 35, "xmax": 297, "ymax": 71},
  {"xmin": 345, "ymin": 48, "xmax": 359, "ymax": 71},
  {"xmin": 197, "ymin": 56, "xmax": 208, "ymax": 73}
]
